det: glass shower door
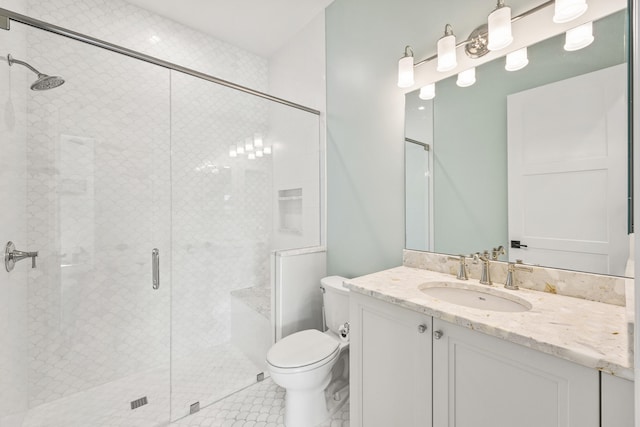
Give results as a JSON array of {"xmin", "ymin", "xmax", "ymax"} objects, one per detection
[
  {"xmin": 6, "ymin": 22, "xmax": 172, "ymax": 426},
  {"xmin": 169, "ymin": 70, "xmax": 321, "ymax": 420}
]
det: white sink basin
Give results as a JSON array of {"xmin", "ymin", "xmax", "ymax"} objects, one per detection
[{"xmin": 419, "ymin": 282, "xmax": 532, "ymax": 312}]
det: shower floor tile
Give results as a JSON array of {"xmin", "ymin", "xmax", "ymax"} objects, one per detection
[{"xmin": 170, "ymin": 378, "xmax": 350, "ymax": 427}]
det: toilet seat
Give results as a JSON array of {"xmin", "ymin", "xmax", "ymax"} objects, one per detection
[{"xmin": 267, "ymin": 329, "xmax": 340, "ymax": 373}]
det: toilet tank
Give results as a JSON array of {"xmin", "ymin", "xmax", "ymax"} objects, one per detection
[{"xmin": 320, "ymin": 276, "xmax": 349, "ymax": 334}]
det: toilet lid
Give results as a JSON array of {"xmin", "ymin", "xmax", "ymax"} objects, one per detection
[{"xmin": 267, "ymin": 329, "xmax": 340, "ymax": 369}]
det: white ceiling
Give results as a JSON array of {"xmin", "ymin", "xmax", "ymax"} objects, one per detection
[{"xmin": 125, "ymin": 0, "xmax": 334, "ymax": 57}]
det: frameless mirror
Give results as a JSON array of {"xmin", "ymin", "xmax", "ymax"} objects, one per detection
[{"xmin": 405, "ymin": 10, "xmax": 631, "ymax": 277}]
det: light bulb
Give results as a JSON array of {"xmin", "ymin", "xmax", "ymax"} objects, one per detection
[
  {"xmin": 229, "ymin": 145, "xmax": 237, "ymax": 158},
  {"xmin": 488, "ymin": 1, "xmax": 513, "ymax": 51},
  {"xmin": 437, "ymin": 25, "xmax": 457, "ymax": 72},
  {"xmin": 256, "ymin": 149, "xmax": 263, "ymax": 158},
  {"xmin": 505, "ymin": 47, "xmax": 528, "ymax": 71},
  {"xmin": 248, "ymin": 152, "xmax": 256, "ymax": 160},
  {"xmin": 397, "ymin": 46, "xmax": 415, "ymax": 88},
  {"xmin": 236, "ymin": 141, "xmax": 245, "ymax": 155},
  {"xmin": 419, "ymin": 84, "xmax": 436, "ymax": 100},
  {"xmin": 553, "ymin": 0, "xmax": 588, "ymax": 24},
  {"xmin": 564, "ymin": 21, "xmax": 594, "ymax": 51},
  {"xmin": 264, "ymin": 146, "xmax": 272, "ymax": 155}
]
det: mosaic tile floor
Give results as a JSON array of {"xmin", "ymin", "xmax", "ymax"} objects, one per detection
[{"xmin": 171, "ymin": 378, "xmax": 350, "ymax": 427}]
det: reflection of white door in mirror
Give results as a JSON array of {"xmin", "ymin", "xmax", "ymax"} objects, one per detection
[{"xmin": 507, "ymin": 64, "xmax": 628, "ymax": 276}]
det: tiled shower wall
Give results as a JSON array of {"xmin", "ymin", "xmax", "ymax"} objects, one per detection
[{"xmin": 10, "ymin": 0, "xmax": 273, "ymax": 411}]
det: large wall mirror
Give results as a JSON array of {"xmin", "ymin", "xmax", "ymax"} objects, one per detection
[{"xmin": 405, "ymin": 9, "xmax": 631, "ymax": 277}]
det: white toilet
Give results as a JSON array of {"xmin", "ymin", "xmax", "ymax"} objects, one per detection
[{"xmin": 266, "ymin": 276, "xmax": 350, "ymax": 427}]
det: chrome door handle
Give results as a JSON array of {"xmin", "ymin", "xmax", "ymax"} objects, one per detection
[
  {"xmin": 418, "ymin": 324, "xmax": 428, "ymax": 333},
  {"xmin": 434, "ymin": 330, "xmax": 444, "ymax": 340},
  {"xmin": 152, "ymin": 248, "xmax": 159, "ymax": 289}
]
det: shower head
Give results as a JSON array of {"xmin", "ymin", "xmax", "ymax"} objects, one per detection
[{"xmin": 6, "ymin": 54, "xmax": 65, "ymax": 91}]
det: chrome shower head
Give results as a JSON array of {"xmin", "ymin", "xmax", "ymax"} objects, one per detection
[{"xmin": 6, "ymin": 53, "xmax": 65, "ymax": 91}]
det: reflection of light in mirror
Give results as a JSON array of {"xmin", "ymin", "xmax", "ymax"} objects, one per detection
[
  {"xmin": 487, "ymin": 1, "xmax": 513, "ymax": 51},
  {"xmin": 229, "ymin": 145, "xmax": 237, "ymax": 157},
  {"xmin": 237, "ymin": 141, "xmax": 245, "ymax": 154},
  {"xmin": 245, "ymin": 137, "xmax": 254, "ymax": 152},
  {"xmin": 437, "ymin": 25, "xmax": 457, "ymax": 72},
  {"xmin": 456, "ymin": 68, "xmax": 476, "ymax": 87},
  {"xmin": 505, "ymin": 47, "xmax": 529, "ymax": 71},
  {"xmin": 254, "ymin": 133, "xmax": 263, "ymax": 148},
  {"xmin": 149, "ymin": 35, "xmax": 161, "ymax": 44},
  {"xmin": 564, "ymin": 21, "xmax": 594, "ymax": 51},
  {"xmin": 553, "ymin": 0, "xmax": 588, "ymax": 24},
  {"xmin": 256, "ymin": 149, "xmax": 263, "ymax": 157},
  {"xmin": 418, "ymin": 106, "xmax": 425, "ymax": 111},
  {"xmin": 264, "ymin": 146, "xmax": 272, "ymax": 155},
  {"xmin": 248, "ymin": 152, "xmax": 256, "ymax": 160},
  {"xmin": 419, "ymin": 84, "xmax": 436, "ymax": 100}
]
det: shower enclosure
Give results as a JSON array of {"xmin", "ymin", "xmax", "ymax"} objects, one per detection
[{"xmin": 0, "ymin": 8, "xmax": 321, "ymax": 426}]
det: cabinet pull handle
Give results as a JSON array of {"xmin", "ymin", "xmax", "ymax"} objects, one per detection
[
  {"xmin": 418, "ymin": 324, "xmax": 428, "ymax": 333},
  {"xmin": 434, "ymin": 330, "xmax": 443, "ymax": 340}
]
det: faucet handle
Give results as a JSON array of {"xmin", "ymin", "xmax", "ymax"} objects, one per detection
[
  {"xmin": 447, "ymin": 255, "xmax": 468, "ymax": 280},
  {"xmin": 505, "ymin": 262, "xmax": 533, "ymax": 290},
  {"xmin": 491, "ymin": 245, "xmax": 506, "ymax": 260}
]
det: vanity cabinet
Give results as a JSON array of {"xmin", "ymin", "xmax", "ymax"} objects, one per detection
[
  {"xmin": 349, "ymin": 292, "xmax": 432, "ymax": 427},
  {"xmin": 601, "ymin": 372, "xmax": 634, "ymax": 427},
  {"xmin": 350, "ymin": 293, "xmax": 600, "ymax": 427},
  {"xmin": 432, "ymin": 318, "xmax": 599, "ymax": 427}
]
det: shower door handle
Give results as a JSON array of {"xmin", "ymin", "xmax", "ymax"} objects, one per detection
[{"xmin": 152, "ymin": 248, "xmax": 160, "ymax": 289}]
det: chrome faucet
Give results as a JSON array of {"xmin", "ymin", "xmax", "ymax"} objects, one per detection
[
  {"xmin": 477, "ymin": 251, "xmax": 492, "ymax": 285},
  {"xmin": 4, "ymin": 241, "xmax": 38, "ymax": 272},
  {"xmin": 491, "ymin": 245, "xmax": 505, "ymax": 260},
  {"xmin": 448, "ymin": 255, "xmax": 468, "ymax": 280},
  {"xmin": 504, "ymin": 262, "xmax": 533, "ymax": 290}
]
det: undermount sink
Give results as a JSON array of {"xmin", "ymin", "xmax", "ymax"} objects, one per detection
[{"xmin": 419, "ymin": 282, "xmax": 532, "ymax": 312}]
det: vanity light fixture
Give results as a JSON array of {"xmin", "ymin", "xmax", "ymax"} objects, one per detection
[
  {"xmin": 418, "ymin": 83, "xmax": 436, "ymax": 100},
  {"xmin": 456, "ymin": 68, "xmax": 476, "ymax": 87},
  {"xmin": 487, "ymin": 0, "xmax": 513, "ymax": 51},
  {"xmin": 256, "ymin": 149, "xmax": 264, "ymax": 158},
  {"xmin": 553, "ymin": 0, "xmax": 588, "ymax": 23},
  {"xmin": 564, "ymin": 21, "xmax": 594, "ymax": 51},
  {"xmin": 437, "ymin": 25, "xmax": 457, "ymax": 72},
  {"xmin": 248, "ymin": 152, "xmax": 256, "ymax": 160},
  {"xmin": 505, "ymin": 47, "xmax": 529, "ymax": 71},
  {"xmin": 397, "ymin": 46, "xmax": 415, "ymax": 88},
  {"xmin": 236, "ymin": 141, "xmax": 245, "ymax": 155},
  {"xmin": 229, "ymin": 145, "xmax": 237, "ymax": 158}
]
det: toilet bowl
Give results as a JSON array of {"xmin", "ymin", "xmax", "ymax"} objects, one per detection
[{"xmin": 266, "ymin": 276, "xmax": 350, "ymax": 427}]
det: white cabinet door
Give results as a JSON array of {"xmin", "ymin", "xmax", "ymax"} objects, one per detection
[
  {"xmin": 350, "ymin": 293, "xmax": 432, "ymax": 427},
  {"xmin": 432, "ymin": 319, "xmax": 599, "ymax": 427},
  {"xmin": 601, "ymin": 372, "xmax": 634, "ymax": 427}
]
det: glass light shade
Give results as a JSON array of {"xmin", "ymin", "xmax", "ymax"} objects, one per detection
[
  {"xmin": 254, "ymin": 133, "xmax": 263, "ymax": 148},
  {"xmin": 248, "ymin": 152, "xmax": 256, "ymax": 160},
  {"xmin": 229, "ymin": 145, "xmax": 237, "ymax": 157},
  {"xmin": 419, "ymin": 84, "xmax": 436, "ymax": 100},
  {"xmin": 456, "ymin": 68, "xmax": 476, "ymax": 87},
  {"xmin": 487, "ymin": 5, "xmax": 513, "ymax": 51},
  {"xmin": 236, "ymin": 141, "xmax": 245, "ymax": 154},
  {"xmin": 256, "ymin": 149, "xmax": 263, "ymax": 158},
  {"xmin": 397, "ymin": 55, "xmax": 414, "ymax": 88},
  {"xmin": 505, "ymin": 47, "xmax": 529, "ymax": 71},
  {"xmin": 437, "ymin": 34, "xmax": 457, "ymax": 72},
  {"xmin": 553, "ymin": 0, "xmax": 588, "ymax": 24},
  {"xmin": 245, "ymin": 137, "xmax": 254, "ymax": 152},
  {"xmin": 564, "ymin": 22, "xmax": 594, "ymax": 51},
  {"xmin": 264, "ymin": 146, "xmax": 272, "ymax": 155}
]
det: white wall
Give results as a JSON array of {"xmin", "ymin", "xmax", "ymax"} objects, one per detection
[{"xmin": 269, "ymin": 12, "xmax": 326, "ymax": 251}]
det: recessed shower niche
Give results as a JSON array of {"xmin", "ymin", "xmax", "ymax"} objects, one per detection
[{"xmin": 278, "ymin": 188, "xmax": 303, "ymax": 234}]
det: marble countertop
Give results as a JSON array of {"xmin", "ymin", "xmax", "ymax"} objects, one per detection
[{"xmin": 345, "ymin": 266, "xmax": 633, "ymax": 380}]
